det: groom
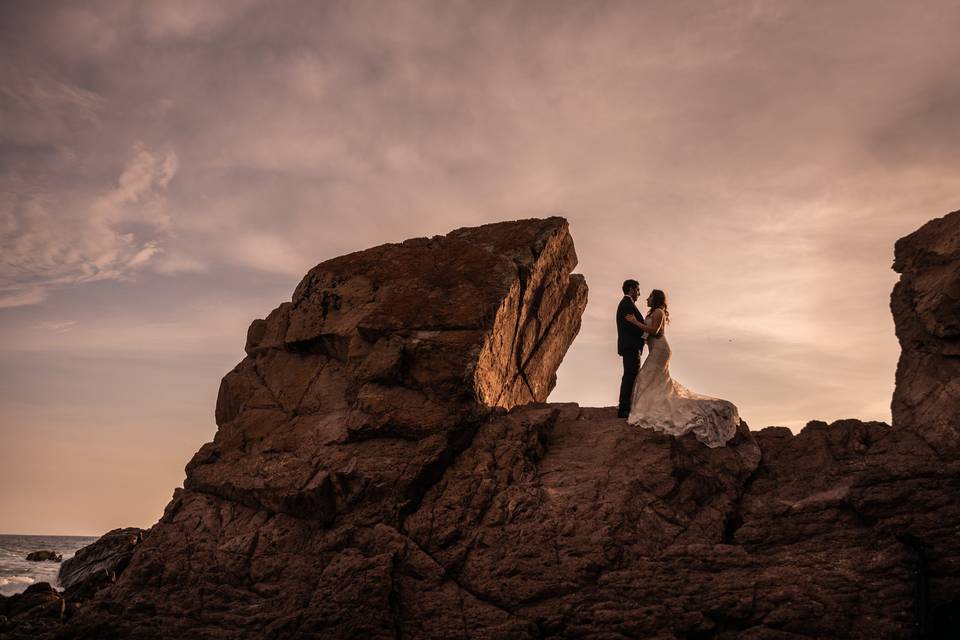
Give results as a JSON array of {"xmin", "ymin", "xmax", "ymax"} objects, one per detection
[{"xmin": 616, "ymin": 279, "xmax": 646, "ymax": 418}]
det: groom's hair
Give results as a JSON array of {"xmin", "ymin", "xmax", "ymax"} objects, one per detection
[{"xmin": 622, "ymin": 279, "xmax": 639, "ymax": 294}]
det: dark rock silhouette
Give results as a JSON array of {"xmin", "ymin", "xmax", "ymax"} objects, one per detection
[
  {"xmin": 0, "ymin": 583, "xmax": 67, "ymax": 634},
  {"xmin": 24, "ymin": 551, "xmax": 61, "ymax": 563},
  {"xmin": 892, "ymin": 208, "xmax": 960, "ymax": 457},
  {"xmin": 57, "ymin": 528, "xmax": 145, "ymax": 601},
  {"xmin": 2, "ymin": 214, "xmax": 958, "ymax": 639}
]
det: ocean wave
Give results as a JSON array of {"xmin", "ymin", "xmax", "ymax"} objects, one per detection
[{"xmin": 0, "ymin": 575, "xmax": 35, "ymax": 586}]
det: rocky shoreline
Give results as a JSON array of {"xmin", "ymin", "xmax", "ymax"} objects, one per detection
[{"xmin": 2, "ymin": 213, "xmax": 958, "ymax": 639}]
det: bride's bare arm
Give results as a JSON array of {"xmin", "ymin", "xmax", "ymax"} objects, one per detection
[{"xmin": 626, "ymin": 309, "xmax": 664, "ymax": 333}]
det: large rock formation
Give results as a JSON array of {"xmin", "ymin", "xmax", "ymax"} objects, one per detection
[
  {"xmin": 892, "ymin": 208, "xmax": 960, "ymax": 456},
  {"xmin": 3, "ymin": 214, "xmax": 958, "ymax": 639},
  {"xmin": 188, "ymin": 217, "xmax": 587, "ymax": 530},
  {"xmin": 55, "ymin": 217, "xmax": 590, "ymax": 639}
]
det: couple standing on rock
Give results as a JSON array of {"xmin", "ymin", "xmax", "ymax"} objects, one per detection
[{"xmin": 616, "ymin": 279, "xmax": 740, "ymax": 448}]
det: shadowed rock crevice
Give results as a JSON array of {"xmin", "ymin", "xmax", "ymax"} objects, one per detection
[{"xmin": 4, "ymin": 214, "xmax": 960, "ymax": 639}]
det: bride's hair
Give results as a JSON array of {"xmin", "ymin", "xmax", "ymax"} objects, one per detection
[{"xmin": 650, "ymin": 289, "xmax": 669, "ymax": 324}]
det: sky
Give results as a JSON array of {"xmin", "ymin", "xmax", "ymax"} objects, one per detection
[{"xmin": 2, "ymin": 0, "xmax": 959, "ymax": 535}]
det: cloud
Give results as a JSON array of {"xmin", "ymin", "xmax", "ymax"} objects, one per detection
[
  {"xmin": 0, "ymin": 60, "xmax": 106, "ymax": 146},
  {"xmin": 138, "ymin": 0, "xmax": 259, "ymax": 41},
  {"xmin": 0, "ymin": 286, "xmax": 49, "ymax": 309},
  {"xmin": 91, "ymin": 143, "xmax": 178, "ymax": 227},
  {"xmin": 0, "ymin": 144, "xmax": 180, "ymax": 308},
  {"xmin": 40, "ymin": 320, "xmax": 77, "ymax": 332},
  {"xmin": 230, "ymin": 233, "xmax": 313, "ymax": 276},
  {"xmin": 2, "ymin": 291, "xmax": 266, "ymax": 357}
]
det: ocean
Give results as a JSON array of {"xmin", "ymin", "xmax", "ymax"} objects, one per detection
[{"xmin": 0, "ymin": 534, "xmax": 98, "ymax": 597}]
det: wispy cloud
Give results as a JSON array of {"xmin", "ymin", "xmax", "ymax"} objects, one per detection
[
  {"xmin": 0, "ymin": 144, "xmax": 180, "ymax": 308},
  {"xmin": 0, "ymin": 60, "xmax": 105, "ymax": 145},
  {"xmin": 40, "ymin": 320, "xmax": 77, "ymax": 332}
]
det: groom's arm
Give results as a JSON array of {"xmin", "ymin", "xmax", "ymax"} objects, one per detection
[
  {"xmin": 630, "ymin": 303, "xmax": 646, "ymax": 338},
  {"xmin": 616, "ymin": 298, "xmax": 632, "ymax": 326}
]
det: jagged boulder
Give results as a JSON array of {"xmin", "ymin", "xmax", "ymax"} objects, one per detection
[
  {"xmin": 0, "ymin": 582, "xmax": 68, "ymax": 637},
  {"xmin": 1, "ymin": 583, "xmax": 63, "ymax": 620},
  {"xmin": 57, "ymin": 527, "xmax": 145, "ymax": 601},
  {"xmin": 892, "ymin": 208, "xmax": 960, "ymax": 456},
  {"xmin": 24, "ymin": 551, "xmax": 61, "ymax": 563},
  {"xmin": 183, "ymin": 217, "xmax": 588, "ymax": 528}
]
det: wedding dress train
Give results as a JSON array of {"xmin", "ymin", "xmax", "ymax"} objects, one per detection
[{"xmin": 626, "ymin": 315, "xmax": 739, "ymax": 448}]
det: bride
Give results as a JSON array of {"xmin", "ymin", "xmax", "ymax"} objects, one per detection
[{"xmin": 625, "ymin": 289, "xmax": 740, "ymax": 448}]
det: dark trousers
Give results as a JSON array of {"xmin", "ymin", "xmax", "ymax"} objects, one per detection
[{"xmin": 618, "ymin": 349, "xmax": 641, "ymax": 416}]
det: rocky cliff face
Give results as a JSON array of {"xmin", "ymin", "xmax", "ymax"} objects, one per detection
[
  {"xmin": 3, "ymin": 215, "xmax": 958, "ymax": 639},
  {"xmin": 188, "ymin": 217, "xmax": 587, "ymax": 531},
  {"xmin": 892, "ymin": 209, "xmax": 960, "ymax": 457}
]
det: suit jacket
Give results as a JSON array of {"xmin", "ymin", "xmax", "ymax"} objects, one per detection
[{"xmin": 616, "ymin": 296, "xmax": 646, "ymax": 355}]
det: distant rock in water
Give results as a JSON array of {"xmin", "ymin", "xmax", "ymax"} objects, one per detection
[
  {"xmin": 4, "ymin": 215, "xmax": 960, "ymax": 639},
  {"xmin": 24, "ymin": 551, "xmax": 61, "ymax": 563},
  {"xmin": 57, "ymin": 528, "xmax": 145, "ymax": 601}
]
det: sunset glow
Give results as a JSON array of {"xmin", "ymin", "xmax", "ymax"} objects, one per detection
[{"xmin": 2, "ymin": 0, "xmax": 959, "ymax": 535}]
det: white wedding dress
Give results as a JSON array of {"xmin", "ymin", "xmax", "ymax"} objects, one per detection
[{"xmin": 626, "ymin": 311, "xmax": 740, "ymax": 448}]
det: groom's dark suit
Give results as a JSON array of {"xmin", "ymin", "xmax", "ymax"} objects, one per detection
[{"xmin": 616, "ymin": 296, "xmax": 646, "ymax": 418}]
